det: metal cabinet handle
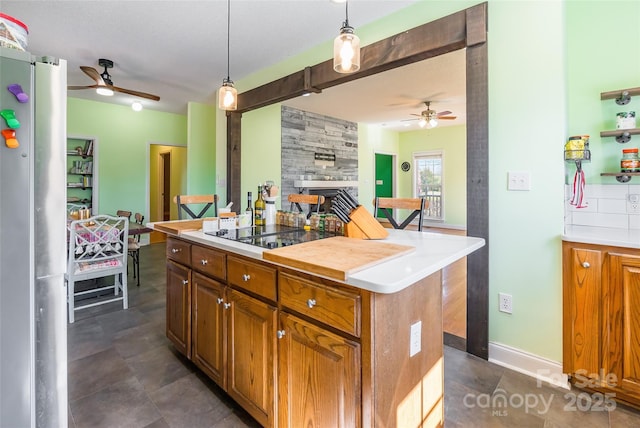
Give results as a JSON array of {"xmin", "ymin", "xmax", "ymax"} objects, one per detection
[
  {"xmin": 223, "ymin": 303, "xmax": 231, "ymax": 309},
  {"xmin": 171, "ymin": 248, "xmax": 182, "ymax": 253},
  {"xmin": 582, "ymin": 262, "xmax": 590, "ymax": 268},
  {"xmin": 181, "ymin": 279, "xmax": 188, "ymax": 285},
  {"xmin": 242, "ymin": 274, "xmax": 251, "ymax": 282},
  {"xmin": 307, "ymin": 298, "xmax": 317, "ymax": 308},
  {"xmin": 277, "ymin": 330, "xmax": 286, "ymax": 339},
  {"xmin": 217, "ymin": 297, "xmax": 224, "ymax": 305},
  {"xmin": 201, "ymin": 259, "xmax": 208, "ymax": 265}
]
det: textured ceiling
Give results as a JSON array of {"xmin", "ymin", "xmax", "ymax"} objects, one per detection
[{"xmin": 1, "ymin": 0, "xmax": 465, "ymax": 131}]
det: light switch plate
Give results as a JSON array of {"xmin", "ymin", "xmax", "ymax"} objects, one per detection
[{"xmin": 507, "ymin": 171, "xmax": 531, "ymax": 191}]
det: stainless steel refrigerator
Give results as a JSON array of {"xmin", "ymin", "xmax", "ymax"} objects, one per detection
[{"xmin": 0, "ymin": 47, "xmax": 68, "ymax": 427}]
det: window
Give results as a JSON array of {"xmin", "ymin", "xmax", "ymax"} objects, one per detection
[{"xmin": 413, "ymin": 151, "xmax": 443, "ymax": 220}]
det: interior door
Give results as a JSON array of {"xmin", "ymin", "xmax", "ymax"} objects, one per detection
[
  {"xmin": 375, "ymin": 154, "xmax": 393, "ymax": 218},
  {"xmin": 160, "ymin": 152, "xmax": 171, "ymax": 221}
]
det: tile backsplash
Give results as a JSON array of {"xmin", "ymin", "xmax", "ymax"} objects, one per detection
[{"xmin": 565, "ymin": 184, "xmax": 640, "ymax": 229}]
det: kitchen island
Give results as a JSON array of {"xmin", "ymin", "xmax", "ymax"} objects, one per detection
[{"xmin": 150, "ymin": 221, "xmax": 484, "ymax": 427}]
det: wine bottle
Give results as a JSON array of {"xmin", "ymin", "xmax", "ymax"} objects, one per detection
[
  {"xmin": 246, "ymin": 191, "xmax": 254, "ymax": 226},
  {"xmin": 254, "ymin": 185, "xmax": 265, "ymax": 226}
]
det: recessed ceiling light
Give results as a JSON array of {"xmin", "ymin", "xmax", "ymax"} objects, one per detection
[{"xmin": 131, "ymin": 101, "xmax": 143, "ymax": 112}]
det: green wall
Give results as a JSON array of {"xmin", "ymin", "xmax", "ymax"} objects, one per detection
[
  {"xmin": 241, "ymin": 104, "xmax": 282, "ymax": 210},
  {"xmin": 566, "ymin": 1, "xmax": 640, "ymax": 185},
  {"xmin": 187, "ymin": 102, "xmax": 216, "ymax": 196},
  {"xmin": 67, "ymin": 98, "xmax": 187, "ymax": 220}
]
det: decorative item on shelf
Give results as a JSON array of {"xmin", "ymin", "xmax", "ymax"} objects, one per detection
[
  {"xmin": 565, "ymin": 135, "xmax": 590, "ymax": 209},
  {"xmin": 333, "ymin": 0, "xmax": 360, "ymax": 74},
  {"xmin": 621, "ymin": 148, "xmax": 640, "ymax": 173},
  {"xmin": 617, "ymin": 111, "xmax": 636, "ymax": 130},
  {"xmin": 218, "ymin": 0, "xmax": 237, "ymax": 111}
]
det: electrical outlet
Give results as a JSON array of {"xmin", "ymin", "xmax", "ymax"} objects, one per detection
[
  {"xmin": 499, "ymin": 293, "xmax": 513, "ymax": 314},
  {"xmin": 410, "ymin": 321, "xmax": 422, "ymax": 357},
  {"xmin": 507, "ymin": 171, "xmax": 531, "ymax": 191},
  {"xmin": 627, "ymin": 194, "xmax": 640, "ymax": 214}
]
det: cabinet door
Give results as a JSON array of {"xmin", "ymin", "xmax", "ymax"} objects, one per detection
[
  {"xmin": 192, "ymin": 272, "xmax": 226, "ymax": 387},
  {"xmin": 166, "ymin": 260, "xmax": 191, "ymax": 358},
  {"xmin": 563, "ymin": 245, "xmax": 602, "ymax": 379},
  {"xmin": 607, "ymin": 253, "xmax": 640, "ymax": 395},
  {"xmin": 278, "ymin": 312, "xmax": 361, "ymax": 428},
  {"xmin": 226, "ymin": 289, "xmax": 277, "ymax": 428}
]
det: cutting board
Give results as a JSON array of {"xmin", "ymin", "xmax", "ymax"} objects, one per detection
[
  {"xmin": 262, "ymin": 236, "xmax": 414, "ymax": 281},
  {"xmin": 152, "ymin": 218, "xmax": 215, "ymax": 235}
]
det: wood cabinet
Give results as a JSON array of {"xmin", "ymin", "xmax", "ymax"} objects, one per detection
[
  {"xmin": 563, "ymin": 241, "xmax": 640, "ymax": 407},
  {"xmin": 226, "ymin": 289, "xmax": 277, "ymax": 427},
  {"xmin": 191, "ymin": 272, "xmax": 225, "ymax": 385},
  {"xmin": 166, "ymin": 259, "xmax": 191, "ymax": 358},
  {"xmin": 277, "ymin": 312, "xmax": 360, "ymax": 428},
  {"xmin": 163, "ymin": 236, "xmax": 446, "ymax": 427}
]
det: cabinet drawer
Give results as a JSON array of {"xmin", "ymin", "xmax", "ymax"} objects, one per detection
[
  {"xmin": 191, "ymin": 245, "xmax": 226, "ymax": 281},
  {"xmin": 227, "ymin": 256, "xmax": 277, "ymax": 301},
  {"xmin": 167, "ymin": 237, "xmax": 191, "ymax": 265},
  {"xmin": 279, "ymin": 272, "xmax": 360, "ymax": 337}
]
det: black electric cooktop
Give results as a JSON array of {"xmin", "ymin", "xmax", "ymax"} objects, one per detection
[{"xmin": 205, "ymin": 224, "xmax": 336, "ymax": 249}]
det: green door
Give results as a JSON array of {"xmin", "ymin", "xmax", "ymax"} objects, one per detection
[{"xmin": 375, "ymin": 154, "xmax": 393, "ymax": 218}]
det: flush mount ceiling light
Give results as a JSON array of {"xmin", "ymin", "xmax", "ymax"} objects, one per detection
[
  {"xmin": 333, "ymin": 0, "xmax": 360, "ymax": 74},
  {"xmin": 218, "ymin": 0, "xmax": 237, "ymax": 110},
  {"xmin": 131, "ymin": 101, "xmax": 143, "ymax": 112}
]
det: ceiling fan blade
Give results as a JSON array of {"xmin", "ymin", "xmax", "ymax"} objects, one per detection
[
  {"xmin": 80, "ymin": 66, "xmax": 105, "ymax": 85},
  {"xmin": 410, "ymin": 113, "xmax": 423, "ymax": 117},
  {"xmin": 401, "ymin": 118, "xmax": 419, "ymax": 122},
  {"xmin": 113, "ymin": 86, "xmax": 160, "ymax": 101},
  {"xmin": 436, "ymin": 110, "xmax": 452, "ymax": 117},
  {"xmin": 438, "ymin": 116, "xmax": 457, "ymax": 120},
  {"xmin": 67, "ymin": 85, "xmax": 99, "ymax": 90}
]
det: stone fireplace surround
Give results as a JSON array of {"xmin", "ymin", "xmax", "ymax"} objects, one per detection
[{"xmin": 281, "ymin": 106, "xmax": 358, "ymax": 211}]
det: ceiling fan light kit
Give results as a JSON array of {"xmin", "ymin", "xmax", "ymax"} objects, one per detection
[
  {"xmin": 218, "ymin": 0, "xmax": 237, "ymax": 111},
  {"xmin": 333, "ymin": 1, "xmax": 360, "ymax": 74},
  {"xmin": 68, "ymin": 57, "xmax": 160, "ymax": 102}
]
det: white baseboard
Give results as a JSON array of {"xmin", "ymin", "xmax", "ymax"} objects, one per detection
[{"xmin": 488, "ymin": 341, "xmax": 570, "ymax": 390}]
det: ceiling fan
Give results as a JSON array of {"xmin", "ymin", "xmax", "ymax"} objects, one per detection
[
  {"xmin": 67, "ymin": 58, "xmax": 160, "ymax": 101},
  {"xmin": 403, "ymin": 101, "xmax": 456, "ymax": 128}
]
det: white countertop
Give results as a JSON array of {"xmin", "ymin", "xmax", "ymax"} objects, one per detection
[
  {"xmin": 563, "ymin": 225, "xmax": 640, "ymax": 249},
  {"xmin": 151, "ymin": 224, "xmax": 485, "ymax": 294}
]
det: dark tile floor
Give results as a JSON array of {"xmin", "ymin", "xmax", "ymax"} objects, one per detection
[{"xmin": 68, "ymin": 242, "xmax": 640, "ymax": 427}]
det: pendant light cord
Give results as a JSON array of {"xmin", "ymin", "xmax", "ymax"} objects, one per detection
[
  {"xmin": 344, "ymin": 1, "xmax": 349, "ymax": 27},
  {"xmin": 226, "ymin": 0, "xmax": 230, "ymax": 81}
]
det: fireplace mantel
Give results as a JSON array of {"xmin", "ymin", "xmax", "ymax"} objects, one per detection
[{"xmin": 293, "ymin": 180, "xmax": 358, "ymax": 189}]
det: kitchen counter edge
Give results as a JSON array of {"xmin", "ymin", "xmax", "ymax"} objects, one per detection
[
  {"xmin": 148, "ymin": 222, "xmax": 485, "ymax": 294},
  {"xmin": 562, "ymin": 225, "xmax": 640, "ymax": 249}
]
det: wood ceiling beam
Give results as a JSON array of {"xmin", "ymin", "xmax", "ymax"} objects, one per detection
[{"xmin": 236, "ymin": 8, "xmax": 468, "ymax": 114}]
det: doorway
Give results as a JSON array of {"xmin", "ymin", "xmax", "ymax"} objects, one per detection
[
  {"xmin": 374, "ymin": 153, "xmax": 394, "ymax": 218},
  {"xmin": 160, "ymin": 152, "xmax": 171, "ymax": 221}
]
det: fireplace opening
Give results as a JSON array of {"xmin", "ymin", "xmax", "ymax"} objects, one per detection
[{"xmin": 307, "ymin": 188, "xmax": 339, "ymax": 214}]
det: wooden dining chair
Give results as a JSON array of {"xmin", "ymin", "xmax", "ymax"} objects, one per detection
[
  {"xmin": 288, "ymin": 194, "xmax": 325, "ymax": 219},
  {"xmin": 116, "ymin": 210, "xmax": 132, "ymax": 220},
  {"xmin": 128, "ymin": 213, "xmax": 144, "ymax": 286},
  {"xmin": 66, "ymin": 215, "xmax": 129, "ymax": 323},
  {"xmin": 373, "ymin": 197, "xmax": 427, "ymax": 231},
  {"xmin": 173, "ymin": 195, "xmax": 218, "ymax": 219}
]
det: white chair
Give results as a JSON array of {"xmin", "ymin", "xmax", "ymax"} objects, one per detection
[{"xmin": 66, "ymin": 215, "xmax": 129, "ymax": 323}]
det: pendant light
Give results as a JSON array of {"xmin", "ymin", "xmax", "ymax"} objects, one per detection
[
  {"xmin": 218, "ymin": 0, "xmax": 237, "ymax": 110},
  {"xmin": 333, "ymin": 0, "xmax": 360, "ymax": 74}
]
